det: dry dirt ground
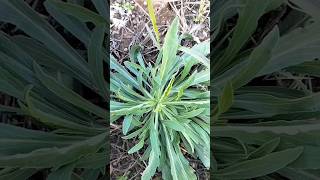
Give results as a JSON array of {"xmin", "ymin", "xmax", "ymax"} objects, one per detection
[
  {"xmin": 110, "ymin": 0, "xmax": 210, "ymax": 179},
  {"xmin": 110, "ymin": 0, "xmax": 209, "ymax": 61}
]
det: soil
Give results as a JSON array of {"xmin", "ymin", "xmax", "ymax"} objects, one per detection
[{"xmin": 110, "ymin": 0, "xmax": 210, "ymax": 61}]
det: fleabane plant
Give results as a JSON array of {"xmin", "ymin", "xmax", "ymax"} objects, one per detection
[{"xmin": 110, "ymin": 17, "xmax": 210, "ymax": 180}]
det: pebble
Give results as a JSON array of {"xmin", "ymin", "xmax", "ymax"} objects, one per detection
[{"xmin": 124, "ymin": 48, "xmax": 128, "ymax": 52}]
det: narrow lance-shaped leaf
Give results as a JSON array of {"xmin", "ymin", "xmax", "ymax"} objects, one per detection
[
  {"xmin": 213, "ymin": 147, "xmax": 304, "ymax": 179},
  {"xmin": 218, "ymin": 81, "xmax": 234, "ymax": 114},
  {"xmin": 213, "ymin": 0, "xmax": 270, "ymax": 73},
  {"xmin": 160, "ymin": 17, "xmax": 179, "ymax": 82},
  {"xmin": 33, "ymin": 62, "xmax": 107, "ymax": 119},
  {"xmin": 232, "ymin": 26, "xmax": 280, "ymax": 89},
  {"xmin": 88, "ymin": 24, "xmax": 108, "ymax": 99}
]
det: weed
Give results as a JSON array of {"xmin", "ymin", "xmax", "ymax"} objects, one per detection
[{"xmin": 111, "ymin": 17, "xmax": 210, "ymax": 180}]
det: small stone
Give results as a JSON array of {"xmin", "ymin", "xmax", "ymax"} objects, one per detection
[{"xmin": 124, "ymin": 48, "xmax": 128, "ymax": 51}]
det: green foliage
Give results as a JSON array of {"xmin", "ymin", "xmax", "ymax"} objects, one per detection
[
  {"xmin": 110, "ymin": 17, "xmax": 210, "ymax": 179},
  {"xmin": 213, "ymin": 0, "xmax": 320, "ymax": 179},
  {"xmin": 0, "ymin": 0, "xmax": 108, "ymax": 179}
]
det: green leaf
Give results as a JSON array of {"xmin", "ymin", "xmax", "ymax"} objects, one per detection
[
  {"xmin": 110, "ymin": 55, "xmax": 140, "ymax": 89},
  {"xmin": 247, "ymin": 137, "xmax": 280, "ymax": 159},
  {"xmin": 0, "ymin": 133, "xmax": 106, "ymax": 168},
  {"xmin": 48, "ymin": 163, "xmax": 76, "ymax": 180},
  {"xmin": 128, "ymin": 138, "xmax": 145, "ymax": 154},
  {"xmin": 178, "ymin": 46, "xmax": 210, "ymax": 68},
  {"xmin": 91, "ymin": 0, "xmax": 108, "ymax": 20},
  {"xmin": 122, "ymin": 115, "xmax": 133, "ymax": 135},
  {"xmin": 218, "ymin": 82, "xmax": 234, "ymax": 114},
  {"xmin": 160, "ymin": 17, "xmax": 179, "ymax": 81},
  {"xmin": 45, "ymin": 0, "xmax": 106, "ymax": 25},
  {"xmin": 0, "ymin": 0, "xmax": 92, "ymax": 82},
  {"xmin": 141, "ymin": 150, "xmax": 160, "ymax": 180},
  {"xmin": 33, "ymin": 62, "xmax": 107, "ymax": 119},
  {"xmin": 232, "ymin": 26, "xmax": 279, "ymax": 89},
  {"xmin": 213, "ymin": 147, "xmax": 304, "ymax": 179},
  {"xmin": 213, "ymin": 0, "xmax": 270, "ymax": 73},
  {"xmin": 259, "ymin": 22, "xmax": 320, "ymax": 76},
  {"xmin": 279, "ymin": 168, "xmax": 320, "ymax": 180},
  {"xmin": 44, "ymin": 0, "xmax": 91, "ymax": 45},
  {"xmin": 88, "ymin": 25, "xmax": 108, "ymax": 99}
]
